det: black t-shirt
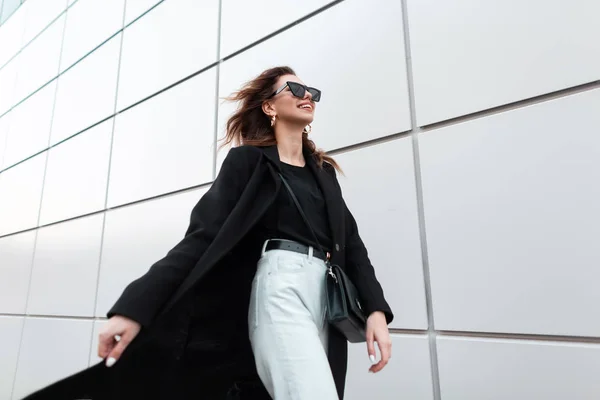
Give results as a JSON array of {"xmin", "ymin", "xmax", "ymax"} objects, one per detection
[{"xmin": 273, "ymin": 162, "xmax": 333, "ymax": 253}]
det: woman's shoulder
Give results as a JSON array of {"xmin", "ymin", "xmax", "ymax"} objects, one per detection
[
  {"xmin": 223, "ymin": 145, "xmax": 263, "ymax": 166},
  {"xmin": 322, "ymin": 160, "xmax": 337, "ymax": 176}
]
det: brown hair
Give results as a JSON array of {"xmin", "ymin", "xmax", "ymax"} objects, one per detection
[{"xmin": 219, "ymin": 66, "xmax": 342, "ymax": 173}]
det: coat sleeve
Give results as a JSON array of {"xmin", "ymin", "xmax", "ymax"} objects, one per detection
[
  {"xmin": 107, "ymin": 146, "xmax": 259, "ymax": 327},
  {"xmin": 327, "ymin": 164, "xmax": 394, "ymax": 324},
  {"xmin": 342, "ymin": 201, "xmax": 394, "ymax": 324}
]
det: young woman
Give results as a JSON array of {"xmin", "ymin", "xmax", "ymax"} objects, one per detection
[{"xmin": 24, "ymin": 66, "xmax": 393, "ymax": 400}]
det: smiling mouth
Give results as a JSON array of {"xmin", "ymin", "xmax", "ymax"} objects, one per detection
[{"xmin": 299, "ymin": 104, "xmax": 313, "ymax": 110}]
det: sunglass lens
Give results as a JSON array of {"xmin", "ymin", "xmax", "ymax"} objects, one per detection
[
  {"xmin": 307, "ymin": 88, "xmax": 321, "ymax": 102},
  {"xmin": 288, "ymin": 82, "xmax": 305, "ymax": 98}
]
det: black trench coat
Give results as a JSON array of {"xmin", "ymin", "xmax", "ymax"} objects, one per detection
[{"xmin": 24, "ymin": 145, "xmax": 393, "ymax": 400}]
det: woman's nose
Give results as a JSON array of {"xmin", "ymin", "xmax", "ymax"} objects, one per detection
[{"xmin": 304, "ymin": 91, "xmax": 313, "ymax": 100}]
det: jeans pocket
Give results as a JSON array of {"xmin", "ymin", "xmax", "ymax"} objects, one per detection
[{"xmin": 248, "ymin": 273, "xmax": 262, "ymax": 336}]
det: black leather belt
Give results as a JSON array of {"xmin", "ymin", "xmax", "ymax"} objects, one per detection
[{"xmin": 265, "ymin": 240, "xmax": 328, "ymax": 262}]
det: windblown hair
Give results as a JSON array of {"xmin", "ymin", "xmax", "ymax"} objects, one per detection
[{"xmin": 220, "ymin": 66, "xmax": 342, "ymax": 173}]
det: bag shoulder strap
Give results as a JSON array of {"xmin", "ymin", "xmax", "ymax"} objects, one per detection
[{"xmin": 278, "ymin": 172, "xmax": 328, "ymax": 260}]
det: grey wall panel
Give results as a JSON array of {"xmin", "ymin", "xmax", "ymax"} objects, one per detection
[
  {"xmin": 96, "ymin": 188, "xmax": 206, "ymax": 316},
  {"xmin": 27, "ymin": 214, "xmax": 104, "ymax": 317},
  {"xmin": 1, "ymin": 80, "xmax": 55, "ymax": 169},
  {"xmin": 218, "ymin": 0, "xmax": 411, "ymax": 153},
  {"xmin": 39, "ymin": 119, "xmax": 111, "ymax": 225},
  {"xmin": 0, "ymin": 153, "xmax": 45, "ymax": 236},
  {"xmin": 420, "ymin": 89, "xmax": 600, "ymax": 336},
  {"xmin": 437, "ymin": 336, "xmax": 600, "ymax": 400},
  {"xmin": 107, "ymin": 70, "xmax": 216, "ymax": 207},
  {"xmin": 12, "ymin": 317, "xmax": 93, "ymax": 399},
  {"xmin": 334, "ymin": 138, "xmax": 428, "ymax": 329},
  {"xmin": 60, "ymin": 0, "xmax": 125, "ymax": 73},
  {"xmin": 0, "ymin": 316, "xmax": 23, "ymax": 400},
  {"xmin": 0, "ymin": 230, "xmax": 35, "ymax": 314},
  {"xmin": 345, "ymin": 334, "xmax": 434, "ymax": 400},
  {"xmin": 408, "ymin": 0, "xmax": 600, "ymax": 125},
  {"xmin": 116, "ymin": 0, "xmax": 219, "ymax": 111},
  {"xmin": 50, "ymin": 34, "xmax": 120, "ymax": 146},
  {"xmin": 220, "ymin": 0, "xmax": 334, "ymax": 57}
]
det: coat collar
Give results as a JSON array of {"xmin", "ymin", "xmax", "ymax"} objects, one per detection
[{"xmin": 259, "ymin": 144, "xmax": 315, "ymax": 171}]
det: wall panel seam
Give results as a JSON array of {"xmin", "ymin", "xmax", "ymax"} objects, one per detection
[
  {"xmin": 399, "ymin": 0, "xmax": 442, "ymax": 398},
  {"xmin": 212, "ymin": 0, "xmax": 223, "ymax": 180},
  {"xmin": 91, "ymin": 0, "xmax": 128, "ymax": 325}
]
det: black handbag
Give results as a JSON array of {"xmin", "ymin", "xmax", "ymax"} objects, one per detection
[{"xmin": 279, "ymin": 173, "xmax": 367, "ymax": 343}]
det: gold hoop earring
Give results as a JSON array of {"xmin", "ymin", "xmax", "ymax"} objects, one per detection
[
  {"xmin": 270, "ymin": 115, "xmax": 276, "ymax": 127},
  {"xmin": 303, "ymin": 124, "xmax": 312, "ymax": 134}
]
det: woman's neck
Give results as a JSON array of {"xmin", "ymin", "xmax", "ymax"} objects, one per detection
[{"xmin": 275, "ymin": 123, "xmax": 305, "ymax": 166}]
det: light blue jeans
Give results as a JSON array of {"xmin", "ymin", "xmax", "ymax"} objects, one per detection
[{"xmin": 248, "ymin": 239, "xmax": 339, "ymax": 400}]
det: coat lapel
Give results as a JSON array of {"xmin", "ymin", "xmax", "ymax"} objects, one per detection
[{"xmin": 261, "ymin": 144, "xmax": 282, "ymax": 171}]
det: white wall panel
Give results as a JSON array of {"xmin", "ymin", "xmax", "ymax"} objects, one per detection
[
  {"xmin": 0, "ymin": 316, "xmax": 23, "ymax": 400},
  {"xmin": 40, "ymin": 119, "xmax": 111, "ymax": 225},
  {"xmin": 124, "ymin": 0, "xmax": 161, "ymax": 26},
  {"xmin": 345, "ymin": 334, "xmax": 434, "ymax": 400},
  {"xmin": 88, "ymin": 319, "xmax": 106, "ymax": 366},
  {"xmin": 0, "ymin": 230, "xmax": 35, "ymax": 314},
  {"xmin": 1, "ymin": 0, "xmax": 21, "ymax": 24},
  {"xmin": 50, "ymin": 34, "xmax": 120, "ymax": 145},
  {"xmin": 220, "ymin": 0, "xmax": 333, "ymax": 57},
  {"xmin": 335, "ymin": 138, "xmax": 428, "ymax": 329},
  {"xmin": 0, "ymin": 57, "xmax": 19, "ymax": 115},
  {"xmin": 21, "ymin": 0, "xmax": 67, "ymax": 46},
  {"xmin": 107, "ymin": 70, "xmax": 216, "ymax": 207},
  {"xmin": 0, "ymin": 112, "xmax": 10, "ymax": 168},
  {"xmin": 12, "ymin": 317, "xmax": 93, "ymax": 399},
  {"xmin": 2, "ymin": 81, "xmax": 55, "ymax": 169},
  {"xmin": 420, "ymin": 89, "xmax": 600, "ymax": 336},
  {"xmin": 0, "ymin": 3, "xmax": 26, "ymax": 68},
  {"xmin": 437, "ymin": 336, "xmax": 600, "ymax": 400},
  {"xmin": 96, "ymin": 188, "xmax": 205, "ymax": 316},
  {"xmin": 13, "ymin": 15, "xmax": 63, "ymax": 104},
  {"xmin": 60, "ymin": 0, "xmax": 125, "ymax": 72},
  {"xmin": 116, "ymin": 0, "xmax": 218, "ymax": 110},
  {"xmin": 0, "ymin": 153, "xmax": 46, "ymax": 236},
  {"xmin": 27, "ymin": 214, "xmax": 103, "ymax": 317},
  {"xmin": 218, "ymin": 0, "xmax": 411, "ymax": 152},
  {"xmin": 408, "ymin": 0, "xmax": 600, "ymax": 125}
]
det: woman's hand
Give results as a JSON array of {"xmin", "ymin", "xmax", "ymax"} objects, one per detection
[
  {"xmin": 366, "ymin": 311, "xmax": 392, "ymax": 373},
  {"xmin": 98, "ymin": 315, "xmax": 141, "ymax": 367}
]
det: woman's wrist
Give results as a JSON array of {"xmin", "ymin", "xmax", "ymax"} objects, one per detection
[{"xmin": 368, "ymin": 311, "xmax": 386, "ymax": 320}]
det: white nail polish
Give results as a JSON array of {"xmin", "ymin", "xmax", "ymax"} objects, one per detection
[
  {"xmin": 369, "ymin": 355, "xmax": 376, "ymax": 364},
  {"xmin": 106, "ymin": 357, "xmax": 116, "ymax": 367}
]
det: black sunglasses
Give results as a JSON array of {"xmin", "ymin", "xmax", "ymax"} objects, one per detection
[{"xmin": 271, "ymin": 81, "xmax": 321, "ymax": 102}]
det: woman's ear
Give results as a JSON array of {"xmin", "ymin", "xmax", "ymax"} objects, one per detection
[{"xmin": 262, "ymin": 100, "xmax": 275, "ymax": 117}]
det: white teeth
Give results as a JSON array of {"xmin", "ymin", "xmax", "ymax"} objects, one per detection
[{"xmin": 300, "ymin": 104, "xmax": 311, "ymax": 109}]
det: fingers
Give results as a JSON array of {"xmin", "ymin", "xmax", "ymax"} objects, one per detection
[
  {"xmin": 366, "ymin": 331, "xmax": 376, "ymax": 364},
  {"xmin": 97, "ymin": 331, "xmax": 116, "ymax": 359},
  {"xmin": 369, "ymin": 337, "xmax": 392, "ymax": 373},
  {"xmin": 106, "ymin": 334, "xmax": 131, "ymax": 367}
]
